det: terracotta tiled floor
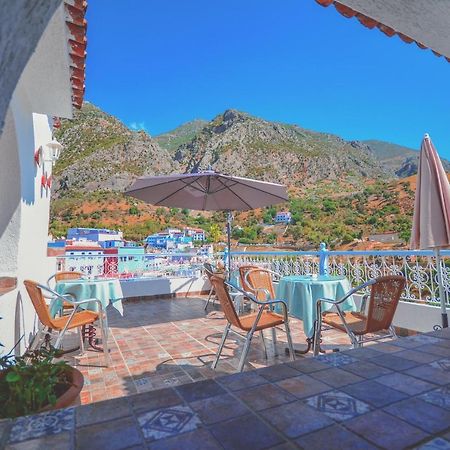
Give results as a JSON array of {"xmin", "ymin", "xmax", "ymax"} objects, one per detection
[{"xmin": 61, "ymin": 296, "xmax": 374, "ymax": 405}]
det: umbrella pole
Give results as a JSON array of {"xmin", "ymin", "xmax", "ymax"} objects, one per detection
[
  {"xmin": 435, "ymin": 248, "xmax": 449, "ymax": 328},
  {"xmin": 226, "ymin": 210, "xmax": 232, "ymax": 277}
]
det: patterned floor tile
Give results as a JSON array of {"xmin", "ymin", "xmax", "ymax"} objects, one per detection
[
  {"xmin": 415, "ymin": 437, "xmax": 450, "ymax": 450},
  {"xmin": 420, "ymin": 386, "xmax": 450, "ymax": 410},
  {"xmin": 138, "ymin": 405, "xmax": 201, "ymax": 441},
  {"xmin": 304, "ymin": 390, "xmax": 371, "ymax": 421},
  {"xmin": 8, "ymin": 408, "xmax": 75, "ymax": 444},
  {"xmin": 317, "ymin": 352, "xmax": 358, "ymax": 367}
]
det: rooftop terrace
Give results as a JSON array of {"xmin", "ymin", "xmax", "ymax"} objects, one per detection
[
  {"xmin": 64, "ymin": 296, "xmax": 355, "ymax": 404},
  {"xmin": 2, "ymin": 299, "xmax": 450, "ymax": 449}
]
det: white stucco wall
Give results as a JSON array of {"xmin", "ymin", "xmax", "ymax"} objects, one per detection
[
  {"xmin": 0, "ymin": 109, "xmax": 21, "ymax": 275},
  {"xmin": 0, "ymin": 2, "xmax": 72, "ymax": 352},
  {"xmin": 0, "ymin": 89, "xmax": 56, "ymax": 353}
]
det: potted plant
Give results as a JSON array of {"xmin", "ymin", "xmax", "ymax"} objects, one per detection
[{"xmin": 0, "ymin": 341, "xmax": 84, "ymax": 418}]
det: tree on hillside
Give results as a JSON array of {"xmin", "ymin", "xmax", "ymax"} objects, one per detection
[{"xmin": 209, "ymin": 223, "xmax": 222, "ymax": 243}]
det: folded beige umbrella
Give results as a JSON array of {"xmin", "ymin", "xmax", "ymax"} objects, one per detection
[{"xmin": 411, "ymin": 134, "xmax": 450, "ymax": 328}]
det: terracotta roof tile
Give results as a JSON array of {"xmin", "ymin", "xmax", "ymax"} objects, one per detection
[
  {"xmin": 315, "ymin": 0, "xmax": 446, "ymax": 62},
  {"xmin": 64, "ymin": 0, "xmax": 88, "ymax": 109}
]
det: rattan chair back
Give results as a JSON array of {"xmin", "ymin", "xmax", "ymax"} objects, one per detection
[{"xmin": 365, "ymin": 275, "xmax": 405, "ymax": 333}]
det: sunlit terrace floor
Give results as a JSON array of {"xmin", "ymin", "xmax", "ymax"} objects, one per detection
[{"xmin": 63, "ymin": 296, "xmax": 364, "ymax": 405}]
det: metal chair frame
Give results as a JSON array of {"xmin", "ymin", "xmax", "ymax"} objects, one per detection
[
  {"xmin": 203, "ymin": 263, "xmax": 218, "ymax": 310},
  {"xmin": 212, "ymin": 279, "xmax": 295, "ymax": 372},
  {"xmin": 312, "ymin": 278, "xmax": 400, "ymax": 356},
  {"xmin": 30, "ymin": 283, "xmax": 110, "ymax": 366},
  {"xmin": 243, "ymin": 268, "xmax": 282, "ymax": 354}
]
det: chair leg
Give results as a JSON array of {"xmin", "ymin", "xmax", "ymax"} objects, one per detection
[
  {"xmin": 313, "ymin": 317, "xmax": 322, "ymax": 356},
  {"xmin": 284, "ymin": 321, "xmax": 295, "ymax": 361},
  {"xmin": 78, "ymin": 327, "xmax": 85, "ymax": 354},
  {"xmin": 389, "ymin": 325, "xmax": 398, "ymax": 339},
  {"xmin": 260, "ymin": 330, "xmax": 268, "ymax": 359},
  {"xmin": 238, "ymin": 330, "xmax": 254, "ymax": 372},
  {"xmin": 99, "ymin": 314, "xmax": 110, "ymax": 367},
  {"xmin": 271, "ymin": 327, "xmax": 278, "ymax": 356},
  {"xmin": 204, "ymin": 287, "xmax": 214, "ymax": 310},
  {"xmin": 212, "ymin": 323, "xmax": 231, "ymax": 369}
]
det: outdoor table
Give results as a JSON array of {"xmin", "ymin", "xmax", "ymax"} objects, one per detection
[
  {"xmin": 277, "ymin": 274, "xmax": 356, "ymax": 354},
  {"xmin": 52, "ymin": 278, "xmax": 124, "ymax": 351},
  {"xmin": 52, "ymin": 277, "xmax": 124, "ymax": 316}
]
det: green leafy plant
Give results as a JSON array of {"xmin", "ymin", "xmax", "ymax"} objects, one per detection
[{"xmin": 0, "ymin": 344, "xmax": 71, "ymax": 418}]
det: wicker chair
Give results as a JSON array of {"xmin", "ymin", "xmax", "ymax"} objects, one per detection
[
  {"xmin": 203, "ymin": 262, "xmax": 222, "ymax": 310},
  {"xmin": 244, "ymin": 268, "xmax": 280, "ymax": 302},
  {"xmin": 47, "ymin": 271, "xmax": 83, "ymax": 314},
  {"xmin": 24, "ymin": 280, "xmax": 110, "ymax": 366},
  {"xmin": 313, "ymin": 275, "xmax": 406, "ymax": 355},
  {"xmin": 210, "ymin": 275, "xmax": 295, "ymax": 372}
]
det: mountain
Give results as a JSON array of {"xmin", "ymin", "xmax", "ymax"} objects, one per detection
[
  {"xmin": 171, "ymin": 109, "xmax": 389, "ymax": 185},
  {"xmin": 53, "ymin": 102, "xmax": 177, "ymax": 197},
  {"xmin": 154, "ymin": 119, "xmax": 208, "ymax": 152},
  {"xmin": 53, "ymin": 105, "xmax": 390, "ymax": 198},
  {"xmin": 364, "ymin": 139, "xmax": 450, "ymax": 177},
  {"xmin": 51, "ymin": 103, "xmax": 416, "ymax": 246}
]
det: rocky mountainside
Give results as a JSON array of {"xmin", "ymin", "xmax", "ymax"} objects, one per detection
[
  {"xmin": 53, "ymin": 103, "xmax": 177, "ymax": 197},
  {"xmin": 364, "ymin": 139, "xmax": 450, "ymax": 177},
  {"xmin": 53, "ymin": 104, "xmax": 391, "ymax": 198},
  {"xmin": 170, "ymin": 109, "xmax": 389, "ymax": 185},
  {"xmin": 154, "ymin": 119, "xmax": 208, "ymax": 152}
]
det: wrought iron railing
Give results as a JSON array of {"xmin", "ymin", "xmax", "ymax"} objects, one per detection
[
  {"xmin": 230, "ymin": 249, "xmax": 450, "ymax": 306},
  {"xmin": 55, "ymin": 252, "xmax": 214, "ymax": 280}
]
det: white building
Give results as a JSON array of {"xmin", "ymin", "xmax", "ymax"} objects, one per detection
[
  {"xmin": 275, "ymin": 211, "xmax": 292, "ymax": 224},
  {"xmin": 184, "ymin": 227, "xmax": 206, "ymax": 241},
  {"xmin": 0, "ymin": 1, "xmax": 87, "ymax": 353}
]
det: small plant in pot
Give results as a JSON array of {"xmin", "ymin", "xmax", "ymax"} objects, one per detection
[{"xmin": 0, "ymin": 339, "xmax": 84, "ymax": 419}]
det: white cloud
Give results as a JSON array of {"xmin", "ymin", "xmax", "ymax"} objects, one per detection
[{"xmin": 129, "ymin": 121, "xmax": 147, "ymax": 131}]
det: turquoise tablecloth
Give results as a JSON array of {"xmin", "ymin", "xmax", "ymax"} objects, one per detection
[
  {"xmin": 277, "ymin": 275, "xmax": 356, "ymax": 337},
  {"xmin": 51, "ymin": 278, "xmax": 124, "ymax": 317}
]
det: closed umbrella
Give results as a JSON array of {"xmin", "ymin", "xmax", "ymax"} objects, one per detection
[
  {"xmin": 126, "ymin": 170, "xmax": 288, "ymax": 271},
  {"xmin": 410, "ymin": 134, "xmax": 450, "ymax": 328}
]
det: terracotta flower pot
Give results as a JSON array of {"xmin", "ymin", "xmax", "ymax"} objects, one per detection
[{"xmin": 41, "ymin": 366, "xmax": 84, "ymax": 411}]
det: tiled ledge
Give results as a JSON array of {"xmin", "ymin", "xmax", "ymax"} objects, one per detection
[
  {"xmin": 2, "ymin": 328, "xmax": 450, "ymax": 449},
  {"xmin": 0, "ymin": 277, "xmax": 17, "ymax": 296}
]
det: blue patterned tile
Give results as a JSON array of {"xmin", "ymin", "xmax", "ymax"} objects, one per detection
[
  {"xmin": 138, "ymin": 405, "xmax": 201, "ymax": 441},
  {"xmin": 416, "ymin": 437, "xmax": 450, "ymax": 450},
  {"xmin": 8, "ymin": 408, "xmax": 74, "ymax": 444},
  {"xmin": 304, "ymin": 390, "xmax": 371, "ymax": 421},
  {"xmin": 317, "ymin": 353, "xmax": 358, "ymax": 367},
  {"xmin": 420, "ymin": 386, "xmax": 450, "ymax": 410},
  {"xmin": 430, "ymin": 359, "xmax": 450, "ymax": 372}
]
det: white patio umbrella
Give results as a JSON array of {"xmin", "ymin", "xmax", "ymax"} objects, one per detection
[
  {"xmin": 410, "ymin": 134, "xmax": 450, "ymax": 328},
  {"xmin": 126, "ymin": 170, "xmax": 288, "ymax": 271}
]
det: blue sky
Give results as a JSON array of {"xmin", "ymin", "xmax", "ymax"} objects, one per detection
[{"xmin": 85, "ymin": 0, "xmax": 450, "ymax": 156}]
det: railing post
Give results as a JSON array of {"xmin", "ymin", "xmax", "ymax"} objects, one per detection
[{"xmin": 319, "ymin": 242, "xmax": 329, "ymax": 276}]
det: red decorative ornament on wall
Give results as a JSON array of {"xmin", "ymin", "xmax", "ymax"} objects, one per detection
[{"xmin": 34, "ymin": 146, "xmax": 42, "ymax": 167}]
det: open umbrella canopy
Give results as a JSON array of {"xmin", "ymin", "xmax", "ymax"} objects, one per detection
[{"xmin": 126, "ymin": 170, "xmax": 288, "ymax": 211}]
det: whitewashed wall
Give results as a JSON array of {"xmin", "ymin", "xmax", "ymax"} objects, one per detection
[{"xmin": 0, "ymin": 2, "xmax": 72, "ymax": 353}]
